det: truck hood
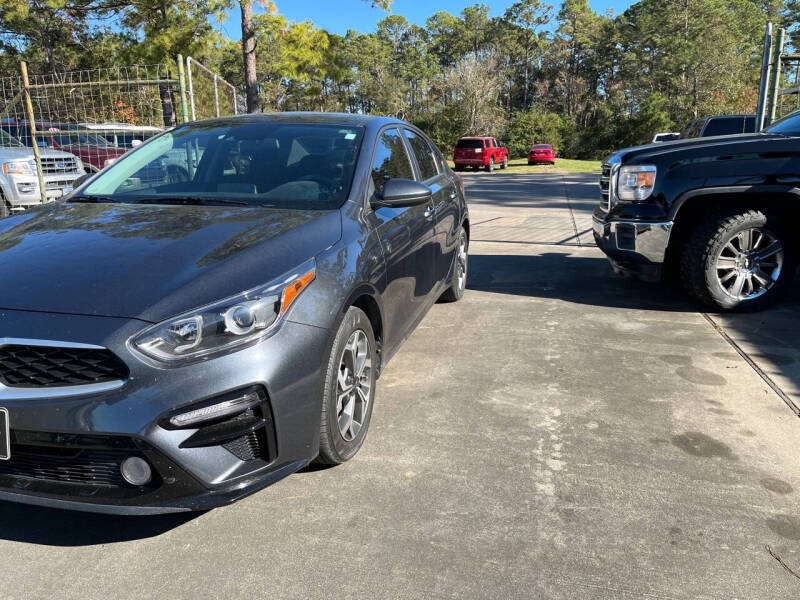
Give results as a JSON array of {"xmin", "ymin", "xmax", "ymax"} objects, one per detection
[
  {"xmin": 0, "ymin": 147, "xmax": 78, "ymax": 161},
  {"xmin": 0, "ymin": 202, "xmax": 341, "ymax": 323},
  {"xmin": 605, "ymin": 133, "xmax": 784, "ymax": 165}
]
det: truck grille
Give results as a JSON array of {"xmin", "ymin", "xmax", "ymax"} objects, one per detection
[
  {"xmin": 0, "ymin": 344, "xmax": 129, "ymax": 388},
  {"xmin": 45, "ymin": 179, "xmax": 76, "ymax": 190},
  {"xmin": 40, "ymin": 157, "xmax": 78, "ymax": 175},
  {"xmin": 599, "ymin": 163, "xmax": 612, "ymax": 211}
]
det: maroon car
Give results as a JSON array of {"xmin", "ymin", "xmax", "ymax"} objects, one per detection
[
  {"xmin": 528, "ymin": 144, "xmax": 556, "ymax": 165},
  {"xmin": 2, "ymin": 121, "xmax": 126, "ymax": 173}
]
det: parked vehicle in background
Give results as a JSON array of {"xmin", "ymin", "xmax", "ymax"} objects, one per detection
[
  {"xmin": 453, "ymin": 136, "xmax": 509, "ymax": 172},
  {"xmin": 0, "ymin": 112, "xmax": 470, "ymax": 514},
  {"xmin": 593, "ymin": 110, "xmax": 800, "ymax": 311},
  {"xmin": 80, "ymin": 123, "xmax": 163, "ymax": 149},
  {"xmin": 528, "ymin": 144, "xmax": 555, "ymax": 165},
  {"xmin": 651, "ymin": 132, "xmax": 680, "ymax": 143},
  {"xmin": 0, "ymin": 129, "xmax": 83, "ymax": 217},
  {"xmin": 681, "ymin": 115, "xmax": 756, "ymax": 139},
  {"xmin": 1, "ymin": 121, "xmax": 126, "ymax": 173}
]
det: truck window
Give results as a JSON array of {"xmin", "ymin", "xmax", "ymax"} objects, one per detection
[
  {"xmin": 744, "ymin": 116, "xmax": 756, "ymax": 133},
  {"xmin": 456, "ymin": 139, "xmax": 483, "ymax": 149},
  {"xmin": 702, "ymin": 117, "xmax": 743, "ymax": 137}
]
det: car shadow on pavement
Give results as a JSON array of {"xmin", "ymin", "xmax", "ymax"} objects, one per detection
[
  {"xmin": 467, "ymin": 252, "xmax": 696, "ymax": 312},
  {"xmin": 0, "ymin": 500, "xmax": 200, "ymax": 546}
]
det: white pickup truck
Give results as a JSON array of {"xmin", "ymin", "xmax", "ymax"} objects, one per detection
[{"xmin": 0, "ymin": 129, "xmax": 84, "ymax": 217}]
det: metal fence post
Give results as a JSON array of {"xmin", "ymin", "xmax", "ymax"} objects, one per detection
[
  {"xmin": 213, "ymin": 74, "xmax": 220, "ymax": 118},
  {"xmin": 176, "ymin": 54, "xmax": 190, "ymax": 124},
  {"xmin": 767, "ymin": 28, "xmax": 786, "ymax": 126},
  {"xmin": 20, "ymin": 62, "xmax": 47, "ymax": 205},
  {"xmin": 756, "ymin": 23, "xmax": 773, "ymax": 132},
  {"xmin": 186, "ymin": 56, "xmax": 196, "ymax": 121}
]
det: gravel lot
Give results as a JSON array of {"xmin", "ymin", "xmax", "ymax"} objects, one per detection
[{"xmin": 2, "ymin": 172, "xmax": 800, "ymax": 599}]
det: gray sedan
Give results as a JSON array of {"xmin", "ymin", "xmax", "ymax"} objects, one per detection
[{"xmin": 0, "ymin": 113, "xmax": 469, "ymax": 514}]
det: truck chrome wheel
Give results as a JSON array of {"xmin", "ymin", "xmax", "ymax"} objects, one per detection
[
  {"xmin": 456, "ymin": 233, "xmax": 468, "ymax": 292},
  {"xmin": 336, "ymin": 329, "xmax": 372, "ymax": 442},
  {"xmin": 714, "ymin": 227, "xmax": 783, "ymax": 301}
]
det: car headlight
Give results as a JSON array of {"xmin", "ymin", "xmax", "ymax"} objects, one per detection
[
  {"xmin": 2, "ymin": 161, "xmax": 33, "ymax": 175},
  {"xmin": 617, "ymin": 165, "xmax": 656, "ymax": 202},
  {"xmin": 130, "ymin": 260, "xmax": 316, "ymax": 365}
]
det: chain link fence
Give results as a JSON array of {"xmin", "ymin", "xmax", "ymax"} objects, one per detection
[{"xmin": 0, "ymin": 55, "xmax": 234, "ymax": 215}]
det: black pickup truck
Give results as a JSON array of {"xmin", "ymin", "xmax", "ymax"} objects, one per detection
[{"xmin": 593, "ymin": 111, "xmax": 800, "ymax": 311}]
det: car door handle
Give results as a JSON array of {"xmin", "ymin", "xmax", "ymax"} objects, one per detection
[{"xmin": 424, "ymin": 205, "xmax": 434, "ymax": 218}]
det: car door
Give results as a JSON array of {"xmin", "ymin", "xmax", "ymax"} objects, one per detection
[
  {"xmin": 402, "ymin": 128, "xmax": 458, "ymax": 287},
  {"xmin": 369, "ymin": 127, "xmax": 437, "ymax": 351}
]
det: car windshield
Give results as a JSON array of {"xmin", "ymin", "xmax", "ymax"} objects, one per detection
[
  {"xmin": 532, "ymin": 145, "xmax": 551, "ymax": 149},
  {"xmin": 78, "ymin": 122, "xmax": 364, "ymax": 209},
  {"xmin": 456, "ymin": 139, "xmax": 483, "ymax": 148},
  {"xmin": 766, "ymin": 112, "xmax": 800, "ymax": 136},
  {"xmin": 0, "ymin": 129, "xmax": 24, "ymax": 148},
  {"xmin": 50, "ymin": 130, "xmax": 115, "ymax": 147}
]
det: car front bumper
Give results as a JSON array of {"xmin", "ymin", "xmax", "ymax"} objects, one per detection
[
  {"xmin": 592, "ymin": 216, "xmax": 673, "ymax": 281},
  {"xmin": 0, "ymin": 308, "xmax": 331, "ymax": 514}
]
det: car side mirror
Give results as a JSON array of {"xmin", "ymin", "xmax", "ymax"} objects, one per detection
[{"xmin": 371, "ymin": 178, "xmax": 432, "ymax": 209}]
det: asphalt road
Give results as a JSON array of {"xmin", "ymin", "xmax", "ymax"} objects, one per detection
[{"xmin": 2, "ymin": 172, "xmax": 800, "ymax": 599}]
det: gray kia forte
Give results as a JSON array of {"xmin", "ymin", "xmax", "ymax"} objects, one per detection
[{"xmin": 0, "ymin": 113, "xmax": 469, "ymax": 514}]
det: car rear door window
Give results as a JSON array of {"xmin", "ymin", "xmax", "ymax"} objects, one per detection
[
  {"xmin": 456, "ymin": 139, "xmax": 483, "ymax": 149},
  {"xmin": 702, "ymin": 117, "xmax": 743, "ymax": 137},
  {"xmin": 404, "ymin": 130, "xmax": 439, "ymax": 181},
  {"xmin": 371, "ymin": 128, "xmax": 414, "ymax": 195}
]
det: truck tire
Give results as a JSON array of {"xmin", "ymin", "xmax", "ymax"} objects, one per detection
[
  {"xmin": 501, "ymin": 156, "xmax": 508, "ymax": 169},
  {"xmin": 680, "ymin": 208, "xmax": 796, "ymax": 311},
  {"xmin": 487, "ymin": 158, "xmax": 495, "ymax": 172},
  {"xmin": 0, "ymin": 194, "xmax": 9, "ymax": 219},
  {"xmin": 454, "ymin": 165, "xmax": 465, "ymax": 172}
]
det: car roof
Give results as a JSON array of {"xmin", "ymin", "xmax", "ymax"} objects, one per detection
[
  {"xmin": 187, "ymin": 112, "xmax": 404, "ymax": 129},
  {"xmin": 458, "ymin": 136, "xmax": 493, "ymax": 140}
]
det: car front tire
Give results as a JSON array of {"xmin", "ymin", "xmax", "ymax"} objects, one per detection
[
  {"xmin": 316, "ymin": 306, "xmax": 377, "ymax": 465},
  {"xmin": 680, "ymin": 208, "xmax": 796, "ymax": 311}
]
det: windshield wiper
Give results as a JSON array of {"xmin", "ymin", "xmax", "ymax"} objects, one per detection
[{"xmin": 133, "ymin": 197, "xmax": 252, "ymax": 207}]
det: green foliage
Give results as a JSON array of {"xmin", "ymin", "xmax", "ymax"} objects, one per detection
[
  {"xmin": 506, "ymin": 110, "xmax": 566, "ymax": 157},
  {"xmin": 0, "ymin": 0, "xmax": 783, "ymax": 160}
]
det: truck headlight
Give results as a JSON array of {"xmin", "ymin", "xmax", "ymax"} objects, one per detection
[
  {"xmin": 617, "ymin": 165, "xmax": 656, "ymax": 202},
  {"xmin": 2, "ymin": 161, "xmax": 33, "ymax": 175},
  {"xmin": 130, "ymin": 260, "xmax": 316, "ymax": 365}
]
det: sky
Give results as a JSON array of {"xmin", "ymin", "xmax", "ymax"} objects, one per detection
[{"xmin": 217, "ymin": 0, "xmax": 635, "ymax": 40}]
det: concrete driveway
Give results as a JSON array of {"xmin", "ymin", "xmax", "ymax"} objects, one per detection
[{"xmin": 2, "ymin": 172, "xmax": 800, "ymax": 599}]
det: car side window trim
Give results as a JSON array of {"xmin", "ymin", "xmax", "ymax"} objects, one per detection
[
  {"xmin": 401, "ymin": 127, "xmax": 442, "ymax": 184},
  {"xmin": 362, "ymin": 124, "xmax": 417, "ymax": 211}
]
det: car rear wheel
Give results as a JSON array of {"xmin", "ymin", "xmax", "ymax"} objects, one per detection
[
  {"xmin": 501, "ymin": 156, "xmax": 508, "ymax": 169},
  {"xmin": 680, "ymin": 208, "xmax": 796, "ymax": 311},
  {"xmin": 455, "ymin": 165, "xmax": 465, "ymax": 172},
  {"xmin": 316, "ymin": 306, "xmax": 377, "ymax": 465},
  {"xmin": 487, "ymin": 158, "xmax": 495, "ymax": 172},
  {"xmin": 439, "ymin": 228, "xmax": 468, "ymax": 303}
]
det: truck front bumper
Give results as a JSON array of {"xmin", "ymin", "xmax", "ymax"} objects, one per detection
[{"xmin": 592, "ymin": 216, "xmax": 673, "ymax": 282}]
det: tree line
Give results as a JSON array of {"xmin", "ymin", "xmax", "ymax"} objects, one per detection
[{"xmin": 0, "ymin": 0, "xmax": 797, "ymax": 158}]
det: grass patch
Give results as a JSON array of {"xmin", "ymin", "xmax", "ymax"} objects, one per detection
[{"xmin": 448, "ymin": 157, "xmax": 601, "ymax": 174}]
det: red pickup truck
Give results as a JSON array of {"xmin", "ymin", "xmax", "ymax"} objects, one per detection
[{"xmin": 453, "ymin": 136, "xmax": 509, "ymax": 172}]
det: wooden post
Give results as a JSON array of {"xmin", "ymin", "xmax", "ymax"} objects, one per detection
[
  {"xmin": 176, "ymin": 54, "xmax": 189, "ymax": 124},
  {"xmin": 20, "ymin": 62, "xmax": 47, "ymax": 205}
]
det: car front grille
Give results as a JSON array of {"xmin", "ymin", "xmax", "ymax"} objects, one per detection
[
  {"xmin": 0, "ymin": 445, "xmax": 134, "ymax": 487},
  {"xmin": 599, "ymin": 163, "xmax": 612, "ymax": 211},
  {"xmin": 45, "ymin": 178, "xmax": 76, "ymax": 190},
  {"xmin": 40, "ymin": 157, "xmax": 79, "ymax": 174},
  {"xmin": 0, "ymin": 344, "xmax": 129, "ymax": 388}
]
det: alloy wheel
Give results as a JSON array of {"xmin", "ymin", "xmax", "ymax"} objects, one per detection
[
  {"xmin": 714, "ymin": 227, "xmax": 783, "ymax": 301},
  {"xmin": 336, "ymin": 329, "xmax": 372, "ymax": 442},
  {"xmin": 456, "ymin": 233, "xmax": 468, "ymax": 291}
]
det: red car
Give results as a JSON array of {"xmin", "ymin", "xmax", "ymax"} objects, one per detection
[
  {"xmin": 2, "ymin": 121, "xmax": 126, "ymax": 173},
  {"xmin": 453, "ymin": 136, "xmax": 509, "ymax": 172},
  {"xmin": 528, "ymin": 144, "xmax": 556, "ymax": 165}
]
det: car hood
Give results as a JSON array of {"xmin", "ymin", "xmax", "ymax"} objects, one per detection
[
  {"xmin": 605, "ymin": 133, "xmax": 783, "ymax": 164},
  {"xmin": 0, "ymin": 147, "xmax": 78, "ymax": 161},
  {"xmin": 0, "ymin": 202, "xmax": 341, "ymax": 323}
]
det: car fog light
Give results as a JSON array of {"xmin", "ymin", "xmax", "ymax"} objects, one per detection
[
  {"xmin": 169, "ymin": 387, "xmax": 263, "ymax": 428},
  {"xmin": 121, "ymin": 456, "xmax": 152, "ymax": 486}
]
